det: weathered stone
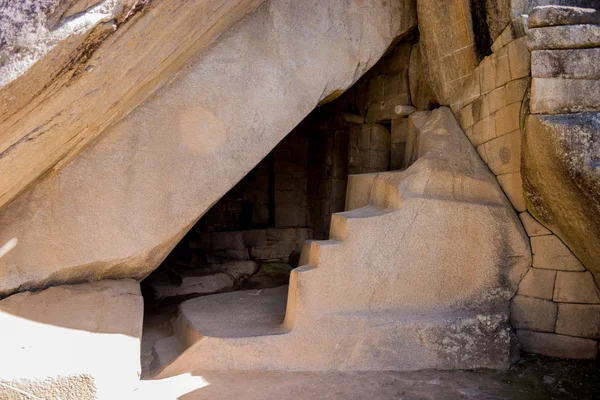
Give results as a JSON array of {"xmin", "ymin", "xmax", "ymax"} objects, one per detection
[
  {"xmin": 0, "ymin": 0, "xmax": 267, "ymax": 210},
  {"xmin": 505, "ymin": 77, "xmax": 530, "ymax": 104},
  {"xmin": 494, "ymin": 46, "xmax": 512, "ymax": 87},
  {"xmin": 531, "ymin": 235, "xmax": 585, "ymax": 271},
  {"xmin": 507, "ymin": 38, "xmax": 531, "ymax": 80},
  {"xmin": 457, "ymin": 103, "xmax": 474, "ymax": 130},
  {"xmin": 517, "ymin": 267, "xmax": 556, "ymax": 299},
  {"xmin": 212, "ymin": 231, "xmax": 245, "ymax": 251},
  {"xmin": 532, "ymin": 48, "xmax": 600, "ymax": 79},
  {"xmin": 480, "ymin": 56, "xmax": 497, "ymax": 95},
  {"xmin": 554, "ymin": 271, "xmax": 600, "ymax": 303},
  {"xmin": 530, "ymin": 78, "xmax": 600, "ymax": 114},
  {"xmin": 243, "ymin": 229, "xmax": 267, "ymax": 247},
  {"xmin": 497, "ymin": 172, "xmax": 527, "ymax": 212},
  {"xmin": 556, "ymin": 304, "xmax": 600, "ymax": 339},
  {"xmin": 472, "ymin": 94, "xmax": 491, "ymax": 121},
  {"xmin": 470, "ymin": 117, "xmax": 496, "ymax": 147},
  {"xmin": 510, "ymin": 295, "xmax": 557, "ymax": 332},
  {"xmin": 529, "ymin": 5, "xmax": 600, "ymax": 28},
  {"xmin": 523, "ymin": 113, "xmax": 600, "ymax": 284},
  {"xmin": 491, "ymin": 16, "xmax": 528, "ymax": 53},
  {"xmin": 527, "ymin": 25, "xmax": 600, "ymax": 50},
  {"xmin": 495, "ymin": 103, "xmax": 521, "ymax": 138},
  {"xmin": 417, "ymin": 0, "xmax": 479, "ymax": 104},
  {"xmin": 517, "ymin": 330, "xmax": 597, "ymax": 360},
  {"xmin": 519, "ymin": 212, "xmax": 552, "ymax": 237},
  {"xmin": 489, "ymin": 87, "xmax": 508, "ymax": 114},
  {"xmin": 391, "ymin": 118, "xmax": 409, "ymax": 144},
  {"xmin": 0, "ymin": 0, "xmax": 417, "ymax": 297},
  {"xmin": 0, "ymin": 279, "xmax": 143, "ymax": 399},
  {"xmin": 477, "ymin": 129, "xmax": 521, "ymax": 175},
  {"xmin": 408, "ymin": 43, "xmax": 439, "ymax": 111},
  {"xmin": 241, "ymin": 262, "xmax": 293, "ymax": 290}
]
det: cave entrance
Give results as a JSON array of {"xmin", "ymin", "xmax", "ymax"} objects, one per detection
[{"xmin": 140, "ymin": 35, "xmax": 418, "ymax": 375}]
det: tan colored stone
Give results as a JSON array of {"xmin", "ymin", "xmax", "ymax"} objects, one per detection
[
  {"xmin": 505, "ymin": 77, "xmax": 530, "ymax": 104},
  {"xmin": 517, "ymin": 330, "xmax": 597, "ymax": 360},
  {"xmin": 554, "ymin": 271, "xmax": 600, "ymax": 304},
  {"xmin": 497, "ymin": 172, "xmax": 526, "ymax": 212},
  {"xmin": 517, "ymin": 268, "xmax": 556, "ymax": 300},
  {"xmin": 494, "ymin": 103, "xmax": 521, "ymax": 138},
  {"xmin": 489, "ymin": 87, "xmax": 508, "ymax": 114},
  {"xmin": 477, "ymin": 130, "xmax": 521, "ymax": 175},
  {"xmin": 0, "ymin": 279, "xmax": 143, "ymax": 399},
  {"xmin": 0, "ymin": 0, "xmax": 267, "ymax": 211},
  {"xmin": 510, "ymin": 295, "xmax": 557, "ymax": 332},
  {"xmin": 529, "ymin": 6, "xmax": 600, "ymax": 28},
  {"xmin": 522, "ymin": 113, "xmax": 600, "ymax": 286},
  {"xmin": 531, "ymin": 235, "xmax": 585, "ymax": 271},
  {"xmin": 527, "ymin": 25, "xmax": 600, "ymax": 50},
  {"xmin": 556, "ymin": 304, "xmax": 600, "ymax": 339},
  {"xmin": 530, "ymin": 78, "xmax": 600, "ymax": 114},
  {"xmin": 408, "ymin": 42, "xmax": 439, "ymax": 111},
  {"xmin": 507, "ymin": 38, "xmax": 531, "ymax": 80},
  {"xmin": 494, "ymin": 46, "xmax": 512, "ymax": 87},
  {"xmin": 532, "ymin": 48, "xmax": 600, "ymax": 79},
  {"xmin": 457, "ymin": 103, "xmax": 474, "ymax": 130},
  {"xmin": 480, "ymin": 55, "xmax": 497, "ymax": 95},
  {"xmin": 417, "ymin": 0, "xmax": 479, "ymax": 103},
  {"xmin": 471, "ymin": 95, "xmax": 490, "ymax": 122},
  {"xmin": 392, "ymin": 118, "xmax": 409, "ymax": 144},
  {"xmin": 153, "ymin": 108, "xmax": 531, "ymax": 375},
  {"xmin": 470, "ymin": 116, "xmax": 497, "ymax": 147},
  {"xmin": 519, "ymin": 212, "xmax": 552, "ymax": 237},
  {"xmin": 0, "ymin": 0, "xmax": 417, "ymax": 297}
]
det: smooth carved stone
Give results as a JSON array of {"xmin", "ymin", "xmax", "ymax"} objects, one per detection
[
  {"xmin": 0, "ymin": 279, "xmax": 143, "ymax": 399},
  {"xmin": 530, "ymin": 78, "xmax": 600, "ymax": 114},
  {"xmin": 517, "ymin": 330, "xmax": 598, "ymax": 360},
  {"xmin": 529, "ymin": 5, "xmax": 600, "ymax": 28},
  {"xmin": 497, "ymin": 172, "xmax": 527, "ymax": 212},
  {"xmin": 527, "ymin": 24, "xmax": 600, "ymax": 50},
  {"xmin": 477, "ymin": 129, "xmax": 521, "ymax": 175},
  {"xmin": 554, "ymin": 271, "xmax": 600, "ymax": 304},
  {"xmin": 510, "ymin": 295, "xmax": 557, "ymax": 332},
  {"xmin": 519, "ymin": 212, "xmax": 552, "ymax": 237},
  {"xmin": 0, "ymin": 0, "xmax": 417, "ymax": 297},
  {"xmin": 532, "ymin": 48, "xmax": 600, "ymax": 79},
  {"xmin": 522, "ymin": 113, "xmax": 600, "ymax": 284},
  {"xmin": 531, "ymin": 235, "xmax": 585, "ymax": 271},
  {"xmin": 517, "ymin": 267, "xmax": 556, "ymax": 299},
  {"xmin": 506, "ymin": 78, "xmax": 530, "ymax": 105},
  {"xmin": 408, "ymin": 42, "xmax": 439, "ymax": 111},
  {"xmin": 395, "ymin": 105, "xmax": 417, "ymax": 117},
  {"xmin": 556, "ymin": 304, "xmax": 600, "ymax": 339}
]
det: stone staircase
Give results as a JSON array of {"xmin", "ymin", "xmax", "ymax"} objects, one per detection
[{"xmin": 150, "ymin": 108, "xmax": 531, "ymax": 377}]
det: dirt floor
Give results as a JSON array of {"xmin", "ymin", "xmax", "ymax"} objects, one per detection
[{"xmin": 134, "ymin": 354, "xmax": 599, "ymax": 400}]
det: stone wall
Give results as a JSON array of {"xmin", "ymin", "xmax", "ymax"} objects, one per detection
[{"xmin": 449, "ymin": 7, "xmax": 600, "ymax": 360}]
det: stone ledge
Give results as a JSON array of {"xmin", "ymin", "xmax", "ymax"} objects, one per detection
[
  {"xmin": 530, "ymin": 78, "xmax": 600, "ymax": 114},
  {"xmin": 527, "ymin": 24, "xmax": 600, "ymax": 51},
  {"xmin": 528, "ymin": 5, "xmax": 600, "ymax": 28}
]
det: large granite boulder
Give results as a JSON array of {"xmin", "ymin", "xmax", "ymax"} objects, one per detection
[
  {"xmin": 522, "ymin": 112, "xmax": 600, "ymax": 286},
  {"xmin": 0, "ymin": 0, "xmax": 417, "ymax": 297},
  {"xmin": 0, "ymin": 0, "xmax": 265, "ymax": 210},
  {"xmin": 0, "ymin": 279, "xmax": 143, "ymax": 399}
]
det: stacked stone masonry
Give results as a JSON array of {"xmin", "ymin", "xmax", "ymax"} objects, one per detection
[{"xmin": 450, "ymin": 6, "xmax": 600, "ymax": 360}]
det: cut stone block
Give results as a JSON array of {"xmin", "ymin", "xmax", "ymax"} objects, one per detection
[
  {"xmin": 0, "ymin": 280, "xmax": 143, "ymax": 399},
  {"xmin": 457, "ymin": 103, "xmax": 474, "ymax": 130},
  {"xmin": 528, "ymin": 5, "xmax": 600, "ymax": 28},
  {"xmin": 556, "ymin": 304, "xmax": 600, "ymax": 339},
  {"xmin": 530, "ymin": 78, "xmax": 600, "ymax": 114},
  {"xmin": 519, "ymin": 212, "xmax": 552, "ymax": 237},
  {"xmin": 507, "ymin": 38, "xmax": 531, "ymax": 80},
  {"xmin": 506, "ymin": 77, "xmax": 530, "ymax": 105},
  {"xmin": 532, "ymin": 48, "xmax": 600, "ymax": 79},
  {"xmin": 494, "ymin": 103, "xmax": 521, "ymax": 138},
  {"xmin": 472, "ymin": 95, "xmax": 490, "ymax": 122},
  {"xmin": 517, "ymin": 330, "xmax": 597, "ymax": 360},
  {"xmin": 494, "ymin": 46, "xmax": 512, "ymax": 88},
  {"xmin": 527, "ymin": 25, "xmax": 600, "ymax": 50},
  {"xmin": 554, "ymin": 271, "xmax": 600, "ymax": 304},
  {"xmin": 212, "ymin": 231, "xmax": 245, "ymax": 251},
  {"xmin": 470, "ymin": 116, "xmax": 497, "ymax": 147},
  {"xmin": 531, "ymin": 235, "xmax": 585, "ymax": 271},
  {"xmin": 497, "ymin": 172, "xmax": 527, "ymax": 212},
  {"xmin": 489, "ymin": 86, "xmax": 508, "ymax": 114},
  {"xmin": 391, "ymin": 118, "xmax": 409, "ymax": 144},
  {"xmin": 510, "ymin": 295, "xmax": 557, "ymax": 332},
  {"xmin": 477, "ymin": 129, "xmax": 521, "ymax": 175},
  {"xmin": 517, "ymin": 268, "xmax": 556, "ymax": 300},
  {"xmin": 480, "ymin": 55, "xmax": 497, "ymax": 95}
]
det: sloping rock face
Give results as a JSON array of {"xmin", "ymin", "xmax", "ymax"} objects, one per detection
[
  {"xmin": 0, "ymin": 0, "xmax": 417, "ymax": 297},
  {"xmin": 523, "ymin": 113, "xmax": 600, "ymax": 285},
  {"xmin": 0, "ymin": 0, "xmax": 265, "ymax": 210},
  {"xmin": 0, "ymin": 279, "xmax": 143, "ymax": 400}
]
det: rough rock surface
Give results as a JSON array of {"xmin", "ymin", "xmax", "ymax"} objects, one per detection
[
  {"xmin": 0, "ymin": 0, "xmax": 417, "ymax": 297},
  {"xmin": 522, "ymin": 112, "xmax": 600, "ymax": 285},
  {"xmin": 0, "ymin": 0, "xmax": 265, "ymax": 210},
  {"xmin": 0, "ymin": 279, "xmax": 143, "ymax": 400}
]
